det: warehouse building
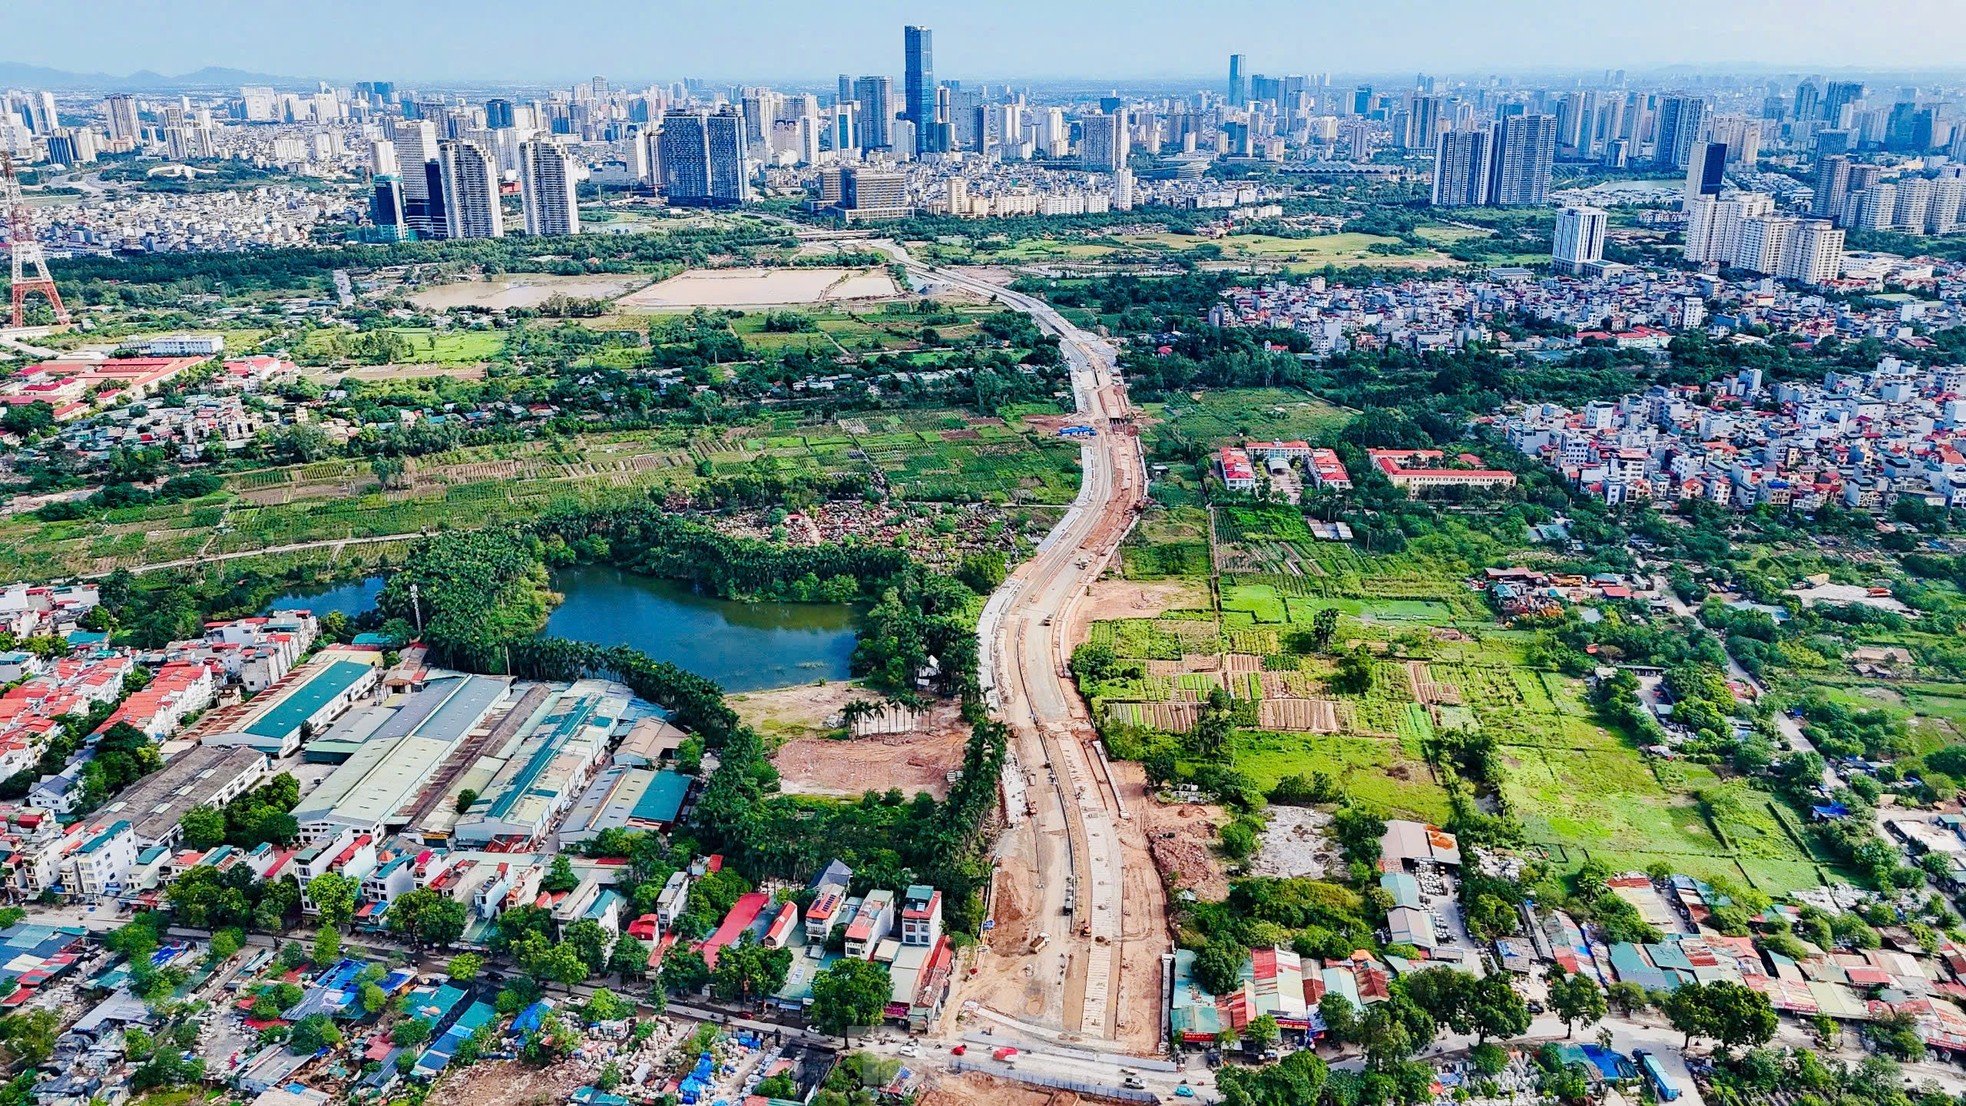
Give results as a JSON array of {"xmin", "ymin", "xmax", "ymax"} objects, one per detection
[
  {"xmin": 556, "ymin": 766, "xmax": 695, "ymax": 846},
  {"xmin": 101, "ymin": 744, "xmax": 268, "ymax": 850},
  {"xmin": 291, "ymin": 674, "xmax": 509, "ymax": 844},
  {"xmin": 207, "ymin": 652, "xmax": 383, "ymax": 757},
  {"xmin": 451, "ymin": 681, "xmax": 624, "ymax": 849}
]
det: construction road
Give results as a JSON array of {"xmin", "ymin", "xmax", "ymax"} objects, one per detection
[{"xmin": 876, "ymin": 243, "xmax": 1165, "ymax": 1050}]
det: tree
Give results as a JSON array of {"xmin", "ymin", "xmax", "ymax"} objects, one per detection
[
  {"xmin": 289, "ymin": 1013, "xmax": 342, "ymax": 1054},
  {"xmin": 392, "ymin": 1020, "xmax": 433, "ymax": 1047},
  {"xmin": 810, "ymin": 958, "xmax": 891, "ymax": 1045},
  {"xmin": 208, "ymin": 928, "xmax": 243, "ymax": 964},
  {"xmin": 541, "ymin": 854, "xmax": 579, "ymax": 894},
  {"xmin": 1245, "ymin": 1014, "xmax": 1281, "ymax": 1051},
  {"xmin": 583, "ymin": 987, "xmax": 634, "ymax": 1023},
  {"xmin": 311, "ymin": 927, "xmax": 341, "ymax": 967},
  {"xmin": 1310, "ymin": 607, "xmax": 1340, "ymax": 651},
  {"xmin": 178, "ymin": 805, "xmax": 227, "ymax": 850},
  {"xmin": 710, "ymin": 934, "xmax": 793, "ymax": 1003},
  {"xmin": 537, "ymin": 943, "xmax": 590, "ymax": 991},
  {"xmin": 387, "ymin": 888, "xmax": 467, "ymax": 950},
  {"xmin": 307, "ymin": 872, "xmax": 360, "ymax": 931},
  {"xmin": 448, "ymin": 953, "xmax": 484, "ymax": 983},
  {"xmin": 563, "ymin": 918, "xmax": 614, "ymax": 976},
  {"xmin": 1188, "ymin": 687, "xmax": 1237, "ymax": 762},
  {"xmin": 1606, "ymin": 980, "xmax": 1648, "ymax": 1016},
  {"xmin": 659, "ymin": 948, "xmax": 710, "ymax": 996},
  {"xmin": 1663, "ymin": 981, "xmax": 1716, "ymax": 1049},
  {"xmin": 1702, "ymin": 980, "xmax": 1778, "ymax": 1054},
  {"xmin": 1547, "ymin": 968, "xmax": 1607, "ymax": 1039},
  {"xmin": 608, "ymin": 935, "xmax": 651, "ymax": 980},
  {"xmin": 1465, "ymin": 972, "xmax": 1530, "ymax": 1044},
  {"xmin": 1316, "ymin": 993, "xmax": 1359, "ymax": 1046}
]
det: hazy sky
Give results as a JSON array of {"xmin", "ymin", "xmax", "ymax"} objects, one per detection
[{"xmin": 11, "ymin": 0, "xmax": 1966, "ymax": 82}]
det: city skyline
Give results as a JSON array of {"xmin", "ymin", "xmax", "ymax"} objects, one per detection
[{"xmin": 9, "ymin": 0, "xmax": 1966, "ymax": 84}]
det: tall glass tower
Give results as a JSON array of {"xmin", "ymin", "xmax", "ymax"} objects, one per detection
[{"xmin": 904, "ymin": 25, "xmax": 936, "ymax": 154}]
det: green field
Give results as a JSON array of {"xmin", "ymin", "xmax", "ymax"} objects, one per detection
[{"xmin": 298, "ymin": 327, "xmax": 505, "ymax": 365}]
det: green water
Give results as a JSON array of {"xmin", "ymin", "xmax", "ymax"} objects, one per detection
[{"xmin": 542, "ymin": 565, "xmax": 858, "ymax": 692}]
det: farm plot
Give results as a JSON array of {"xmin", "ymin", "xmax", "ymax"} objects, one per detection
[{"xmin": 1233, "ymin": 731, "xmax": 1453, "ymax": 823}]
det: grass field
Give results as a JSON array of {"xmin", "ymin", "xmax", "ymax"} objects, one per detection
[
  {"xmin": 298, "ymin": 327, "xmax": 505, "ymax": 366},
  {"xmin": 1144, "ymin": 388, "xmax": 1351, "ymax": 459}
]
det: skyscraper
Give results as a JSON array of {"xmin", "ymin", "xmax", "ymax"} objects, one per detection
[
  {"xmin": 1822, "ymin": 81, "xmax": 1864, "ymax": 125},
  {"xmin": 369, "ymin": 176, "xmax": 407, "ymax": 241},
  {"xmin": 1812, "ymin": 154, "xmax": 1851, "ymax": 220},
  {"xmin": 1684, "ymin": 141, "xmax": 1727, "ymax": 205},
  {"xmin": 904, "ymin": 26, "xmax": 937, "ymax": 155},
  {"xmin": 1080, "ymin": 110, "xmax": 1129, "ymax": 172},
  {"xmin": 103, "ymin": 94, "xmax": 139, "ymax": 143},
  {"xmin": 519, "ymin": 140, "xmax": 580, "ymax": 237},
  {"xmin": 438, "ymin": 139, "xmax": 502, "ymax": 239},
  {"xmin": 1654, "ymin": 95, "xmax": 1707, "ymax": 170},
  {"xmin": 1431, "ymin": 129, "xmax": 1489, "ymax": 207},
  {"xmin": 659, "ymin": 107, "xmax": 750, "ymax": 206},
  {"xmin": 485, "ymin": 98, "xmax": 515, "ymax": 129},
  {"xmin": 1551, "ymin": 206, "xmax": 1608, "ymax": 275},
  {"xmin": 391, "ymin": 120, "xmax": 445, "ymax": 239},
  {"xmin": 854, "ymin": 76, "xmax": 893, "ymax": 150},
  {"xmin": 1487, "ymin": 114, "xmax": 1556, "ymax": 207},
  {"xmin": 1229, "ymin": 55, "xmax": 1248, "ymax": 105}
]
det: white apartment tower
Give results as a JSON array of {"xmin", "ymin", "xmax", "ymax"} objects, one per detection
[
  {"xmin": 1551, "ymin": 206, "xmax": 1608, "ymax": 275},
  {"xmin": 519, "ymin": 140, "xmax": 581, "ymax": 237},
  {"xmin": 438, "ymin": 138, "xmax": 504, "ymax": 239}
]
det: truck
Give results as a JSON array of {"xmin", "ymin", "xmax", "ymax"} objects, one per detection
[{"xmin": 1633, "ymin": 1050, "xmax": 1680, "ymax": 1102}]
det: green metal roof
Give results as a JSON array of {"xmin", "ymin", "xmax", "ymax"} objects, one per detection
[
  {"xmin": 632, "ymin": 770, "xmax": 692, "ymax": 824},
  {"xmin": 245, "ymin": 660, "xmax": 373, "ymax": 740}
]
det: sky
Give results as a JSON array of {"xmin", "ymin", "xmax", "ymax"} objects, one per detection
[{"xmin": 10, "ymin": 0, "xmax": 1966, "ymax": 83}]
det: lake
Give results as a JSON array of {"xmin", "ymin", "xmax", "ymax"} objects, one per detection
[
  {"xmin": 263, "ymin": 577, "xmax": 385, "ymax": 619},
  {"xmin": 543, "ymin": 565, "xmax": 858, "ymax": 692}
]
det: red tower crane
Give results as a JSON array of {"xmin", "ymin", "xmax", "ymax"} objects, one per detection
[{"xmin": 3, "ymin": 151, "xmax": 70, "ymax": 328}]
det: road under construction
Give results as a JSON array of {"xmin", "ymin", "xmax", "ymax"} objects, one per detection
[{"xmin": 878, "ymin": 243, "xmax": 1169, "ymax": 1053}]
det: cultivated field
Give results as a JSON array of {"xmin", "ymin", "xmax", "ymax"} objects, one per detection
[{"xmin": 1082, "ymin": 503, "xmax": 1842, "ymax": 894}]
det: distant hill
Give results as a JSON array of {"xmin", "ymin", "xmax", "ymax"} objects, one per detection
[{"xmin": 0, "ymin": 62, "xmax": 311, "ymax": 90}]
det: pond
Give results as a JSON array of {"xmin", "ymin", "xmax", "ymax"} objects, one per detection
[
  {"xmin": 262, "ymin": 576, "xmax": 386, "ymax": 619},
  {"xmin": 542, "ymin": 565, "xmax": 858, "ymax": 692}
]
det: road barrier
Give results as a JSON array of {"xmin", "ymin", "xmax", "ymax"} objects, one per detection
[{"xmin": 949, "ymin": 1056, "xmax": 1158, "ymax": 1102}]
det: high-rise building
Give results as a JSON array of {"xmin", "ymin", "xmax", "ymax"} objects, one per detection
[
  {"xmin": 369, "ymin": 175, "xmax": 408, "ymax": 240},
  {"xmin": 1793, "ymin": 79, "xmax": 1821, "ymax": 123},
  {"xmin": 659, "ymin": 107, "xmax": 749, "ymax": 206},
  {"xmin": 1684, "ymin": 141, "xmax": 1727, "ymax": 205},
  {"xmin": 904, "ymin": 26, "xmax": 937, "ymax": 155},
  {"xmin": 103, "ymin": 93, "xmax": 139, "ymax": 142},
  {"xmin": 1080, "ymin": 110, "xmax": 1128, "ymax": 172},
  {"xmin": 438, "ymin": 139, "xmax": 503, "ymax": 239},
  {"xmin": 836, "ymin": 166, "xmax": 909, "ymax": 222},
  {"xmin": 1351, "ymin": 85, "xmax": 1373, "ymax": 116},
  {"xmin": 1813, "ymin": 154, "xmax": 1851, "ymax": 220},
  {"xmin": 1654, "ymin": 95, "xmax": 1707, "ymax": 170},
  {"xmin": 1229, "ymin": 55, "xmax": 1248, "ymax": 105},
  {"xmin": 1685, "ymin": 192, "xmax": 1774, "ymax": 264},
  {"xmin": 1487, "ymin": 114, "xmax": 1556, "ymax": 207},
  {"xmin": 853, "ymin": 76, "xmax": 893, "ymax": 150},
  {"xmin": 1782, "ymin": 220, "xmax": 1844, "ymax": 285},
  {"xmin": 1431, "ymin": 128, "xmax": 1489, "ymax": 207},
  {"xmin": 1400, "ymin": 94, "xmax": 1443, "ymax": 149},
  {"xmin": 519, "ymin": 140, "xmax": 580, "ymax": 237},
  {"xmin": 1551, "ymin": 206, "xmax": 1608, "ymax": 275},
  {"xmin": 391, "ymin": 120, "xmax": 445, "ymax": 239},
  {"xmin": 1822, "ymin": 81, "xmax": 1864, "ymax": 125},
  {"xmin": 485, "ymin": 98, "xmax": 515, "ymax": 129}
]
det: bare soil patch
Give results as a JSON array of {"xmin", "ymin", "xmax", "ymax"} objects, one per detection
[
  {"xmin": 1140, "ymin": 795, "xmax": 1230, "ymax": 901},
  {"xmin": 427, "ymin": 1058, "xmax": 585, "ymax": 1106},
  {"xmin": 769, "ymin": 691, "xmax": 971, "ymax": 800},
  {"xmin": 918, "ymin": 1071, "xmax": 1064, "ymax": 1106},
  {"xmin": 1249, "ymin": 804, "xmax": 1336, "ymax": 880}
]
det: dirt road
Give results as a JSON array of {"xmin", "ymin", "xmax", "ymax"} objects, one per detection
[{"xmin": 880, "ymin": 243, "xmax": 1168, "ymax": 1053}]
